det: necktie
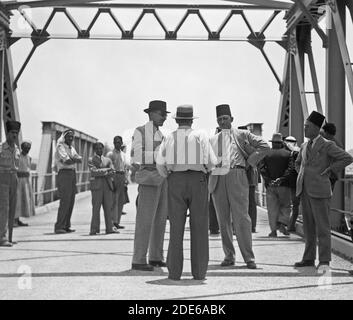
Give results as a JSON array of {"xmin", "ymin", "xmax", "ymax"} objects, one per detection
[{"xmin": 306, "ymin": 140, "xmax": 313, "ymax": 160}]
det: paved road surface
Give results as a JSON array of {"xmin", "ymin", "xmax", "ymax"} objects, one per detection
[{"xmin": 1, "ymin": 184, "xmax": 353, "ymax": 300}]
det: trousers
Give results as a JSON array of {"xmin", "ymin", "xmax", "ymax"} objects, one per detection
[
  {"xmin": 132, "ymin": 180, "xmax": 168, "ymax": 264},
  {"xmin": 112, "ymin": 173, "xmax": 125, "ymax": 225},
  {"xmin": 212, "ymin": 168, "xmax": 255, "ymax": 263},
  {"xmin": 167, "ymin": 171, "xmax": 209, "ymax": 280},
  {"xmin": 301, "ymin": 189, "xmax": 331, "ymax": 262},
  {"xmin": 266, "ymin": 186, "xmax": 291, "ymax": 232},
  {"xmin": 90, "ymin": 179, "xmax": 114, "ymax": 233},
  {"xmin": 0, "ymin": 172, "xmax": 18, "ymax": 242},
  {"xmin": 54, "ymin": 170, "xmax": 76, "ymax": 231}
]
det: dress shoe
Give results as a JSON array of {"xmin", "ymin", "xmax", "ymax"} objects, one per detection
[
  {"xmin": 168, "ymin": 276, "xmax": 180, "ymax": 281},
  {"xmin": 116, "ymin": 225, "xmax": 125, "ymax": 229},
  {"xmin": 106, "ymin": 227, "xmax": 120, "ymax": 234},
  {"xmin": 193, "ymin": 277, "xmax": 206, "ymax": 281},
  {"xmin": 210, "ymin": 230, "xmax": 220, "ymax": 235},
  {"xmin": 54, "ymin": 229, "xmax": 67, "ymax": 234},
  {"xmin": 149, "ymin": 260, "xmax": 167, "ymax": 267},
  {"xmin": 268, "ymin": 231, "xmax": 277, "ymax": 237},
  {"xmin": 17, "ymin": 219, "xmax": 28, "ymax": 227},
  {"xmin": 0, "ymin": 240, "xmax": 13, "ymax": 247},
  {"xmin": 294, "ymin": 260, "xmax": 315, "ymax": 267},
  {"xmin": 131, "ymin": 263, "xmax": 154, "ymax": 271},
  {"xmin": 121, "ymin": 212, "xmax": 127, "ymax": 215},
  {"xmin": 89, "ymin": 232, "xmax": 99, "ymax": 236},
  {"xmin": 278, "ymin": 224, "xmax": 290, "ymax": 236},
  {"xmin": 220, "ymin": 260, "xmax": 235, "ymax": 267},
  {"xmin": 252, "ymin": 228, "xmax": 257, "ymax": 233},
  {"xmin": 349, "ymin": 270, "xmax": 353, "ymax": 275},
  {"xmin": 246, "ymin": 261, "xmax": 257, "ymax": 269},
  {"xmin": 317, "ymin": 262, "xmax": 330, "ymax": 269},
  {"xmin": 65, "ymin": 228, "xmax": 75, "ymax": 233},
  {"xmin": 287, "ymin": 227, "xmax": 296, "ymax": 232}
]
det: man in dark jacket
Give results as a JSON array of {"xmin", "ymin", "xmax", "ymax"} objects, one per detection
[{"xmin": 259, "ymin": 133, "xmax": 292, "ymax": 237}]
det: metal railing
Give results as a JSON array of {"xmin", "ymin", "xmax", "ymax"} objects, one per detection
[
  {"xmin": 31, "ymin": 170, "xmax": 90, "ymax": 207},
  {"xmin": 256, "ymin": 177, "xmax": 353, "ymax": 240}
]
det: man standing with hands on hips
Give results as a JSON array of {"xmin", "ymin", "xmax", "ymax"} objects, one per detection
[{"xmin": 294, "ymin": 111, "xmax": 353, "ymax": 269}]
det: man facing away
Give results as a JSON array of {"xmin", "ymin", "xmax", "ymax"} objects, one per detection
[
  {"xmin": 0, "ymin": 121, "xmax": 21, "ymax": 247},
  {"xmin": 130, "ymin": 100, "xmax": 169, "ymax": 271},
  {"xmin": 294, "ymin": 111, "xmax": 353, "ymax": 269},
  {"xmin": 107, "ymin": 136, "xmax": 128, "ymax": 229},
  {"xmin": 54, "ymin": 129, "xmax": 82, "ymax": 234},
  {"xmin": 14, "ymin": 141, "xmax": 35, "ymax": 227},
  {"xmin": 209, "ymin": 104, "xmax": 270, "ymax": 269},
  {"xmin": 157, "ymin": 105, "xmax": 217, "ymax": 281},
  {"xmin": 259, "ymin": 133, "xmax": 292, "ymax": 237},
  {"xmin": 88, "ymin": 141, "xmax": 119, "ymax": 235}
]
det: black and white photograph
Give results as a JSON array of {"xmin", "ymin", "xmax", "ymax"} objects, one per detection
[{"xmin": 1, "ymin": 0, "xmax": 353, "ymax": 304}]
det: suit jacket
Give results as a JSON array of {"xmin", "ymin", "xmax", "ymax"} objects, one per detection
[
  {"xmin": 208, "ymin": 128, "xmax": 270, "ymax": 194},
  {"xmin": 88, "ymin": 154, "xmax": 114, "ymax": 191},
  {"xmin": 295, "ymin": 135, "xmax": 353, "ymax": 198}
]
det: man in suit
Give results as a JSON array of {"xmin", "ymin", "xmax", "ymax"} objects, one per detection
[
  {"xmin": 88, "ymin": 142, "xmax": 119, "ymax": 235},
  {"xmin": 0, "ymin": 121, "xmax": 21, "ymax": 247},
  {"xmin": 157, "ymin": 105, "xmax": 217, "ymax": 280},
  {"xmin": 209, "ymin": 104, "xmax": 270, "ymax": 269},
  {"xmin": 130, "ymin": 100, "xmax": 169, "ymax": 271},
  {"xmin": 294, "ymin": 111, "xmax": 353, "ymax": 269}
]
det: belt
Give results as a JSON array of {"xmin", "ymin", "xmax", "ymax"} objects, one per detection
[
  {"xmin": 114, "ymin": 171, "xmax": 125, "ymax": 174},
  {"xmin": 230, "ymin": 165, "xmax": 246, "ymax": 169},
  {"xmin": 59, "ymin": 168, "xmax": 75, "ymax": 172}
]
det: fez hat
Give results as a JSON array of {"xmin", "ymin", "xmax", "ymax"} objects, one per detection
[
  {"xmin": 216, "ymin": 104, "xmax": 232, "ymax": 118},
  {"xmin": 6, "ymin": 120, "xmax": 21, "ymax": 132},
  {"xmin": 284, "ymin": 136, "xmax": 297, "ymax": 143},
  {"xmin": 144, "ymin": 100, "xmax": 170, "ymax": 114},
  {"xmin": 173, "ymin": 105, "xmax": 198, "ymax": 120},
  {"xmin": 307, "ymin": 111, "xmax": 325, "ymax": 128},
  {"xmin": 269, "ymin": 132, "xmax": 283, "ymax": 143}
]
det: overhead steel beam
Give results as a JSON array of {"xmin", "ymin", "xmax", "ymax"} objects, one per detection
[
  {"xmin": 223, "ymin": 0, "xmax": 292, "ymax": 10},
  {"xmin": 5, "ymin": 0, "xmax": 292, "ymax": 10}
]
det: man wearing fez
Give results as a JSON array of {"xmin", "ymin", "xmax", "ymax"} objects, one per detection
[
  {"xmin": 15, "ymin": 141, "xmax": 35, "ymax": 227},
  {"xmin": 88, "ymin": 142, "xmax": 119, "ymax": 235},
  {"xmin": 130, "ymin": 100, "xmax": 169, "ymax": 271},
  {"xmin": 209, "ymin": 104, "xmax": 269, "ymax": 269},
  {"xmin": 294, "ymin": 111, "xmax": 353, "ymax": 269},
  {"xmin": 54, "ymin": 129, "xmax": 82, "ymax": 234},
  {"xmin": 157, "ymin": 105, "xmax": 217, "ymax": 280},
  {"xmin": 0, "ymin": 121, "xmax": 21, "ymax": 247}
]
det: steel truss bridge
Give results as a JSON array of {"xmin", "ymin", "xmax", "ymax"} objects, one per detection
[{"xmin": 1, "ymin": 0, "xmax": 353, "ymax": 230}]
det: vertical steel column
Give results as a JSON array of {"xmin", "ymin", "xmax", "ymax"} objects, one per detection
[
  {"xmin": 326, "ymin": 0, "xmax": 346, "ymax": 226},
  {"xmin": 0, "ymin": 30, "xmax": 4, "ymax": 142},
  {"xmin": 289, "ymin": 27, "xmax": 308, "ymax": 145}
]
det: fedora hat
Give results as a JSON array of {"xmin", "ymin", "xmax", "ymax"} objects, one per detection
[
  {"xmin": 173, "ymin": 105, "xmax": 198, "ymax": 120},
  {"xmin": 144, "ymin": 100, "xmax": 170, "ymax": 114},
  {"xmin": 269, "ymin": 132, "xmax": 283, "ymax": 143}
]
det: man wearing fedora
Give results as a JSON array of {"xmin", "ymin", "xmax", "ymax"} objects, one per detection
[
  {"xmin": 0, "ymin": 120, "xmax": 21, "ymax": 247},
  {"xmin": 130, "ymin": 100, "xmax": 169, "ymax": 271},
  {"xmin": 209, "ymin": 104, "xmax": 269, "ymax": 269},
  {"xmin": 294, "ymin": 111, "xmax": 353, "ymax": 269},
  {"xmin": 157, "ymin": 105, "xmax": 217, "ymax": 280},
  {"xmin": 259, "ymin": 132, "xmax": 292, "ymax": 237}
]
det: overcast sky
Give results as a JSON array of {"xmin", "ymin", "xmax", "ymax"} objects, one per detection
[{"xmin": 4, "ymin": 0, "xmax": 353, "ymax": 159}]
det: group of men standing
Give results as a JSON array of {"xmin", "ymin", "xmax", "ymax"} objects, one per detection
[
  {"xmin": 1, "ymin": 102, "xmax": 353, "ymax": 279},
  {"xmin": 129, "ymin": 100, "xmax": 271, "ymax": 280}
]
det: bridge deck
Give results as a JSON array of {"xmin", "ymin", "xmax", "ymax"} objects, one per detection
[{"xmin": 0, "ymin": 184, "xmax": 352, "ymax": 300}]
